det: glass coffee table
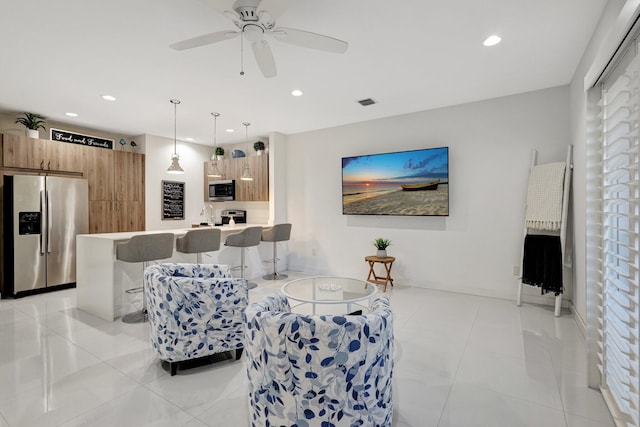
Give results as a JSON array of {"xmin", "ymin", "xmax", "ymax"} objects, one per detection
[{"xmin": 281, "ymin": 276, "xmax": 378, "ymax": 315}]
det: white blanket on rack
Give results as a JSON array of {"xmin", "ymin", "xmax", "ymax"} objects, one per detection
[{"xmin": 525, "ymin": 162, "xmax": 566, "ymax": 231}]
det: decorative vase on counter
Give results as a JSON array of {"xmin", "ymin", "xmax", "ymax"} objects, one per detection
[
  {"xmin": 217, "ymin": 155, "xmax": 225, "ymax": 160},
  {"xmin": 377, "ymin": 249, "xmax": 387, "ymax": 258},
  {"xmin": 26, "ymin": 129, "xmax": 39, "ymax": 138}
]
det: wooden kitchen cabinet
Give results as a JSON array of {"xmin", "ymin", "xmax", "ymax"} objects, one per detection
[
  {"xmin": 235, "ymin": 155, "xmax": 268, "ymax": 201},
  {"xmin": 203, "ymin": 154, "xmax": 268, "ymax": 202},
  {"xmin": 1, "ymin": 134, "xmax": 85, "ymax": 172},
  {"xmin": 85, "ymin": 146, "xmax": 114, "ymax": 201},
  {"xmin": 114, "ymin": 150, "xmax": 144, "ymax": 202},
  {"xmin": 89, "ymin": 201, "xmax": 116, "ymax": 234},
  {"xmin": 2, "ymin": 134, "xmax": 48, "ymax": 169},
  {"xmin": 88, "ymin": 150, "xmax": 145, "ymax": 232}
]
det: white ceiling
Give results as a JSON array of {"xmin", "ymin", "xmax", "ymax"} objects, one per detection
[{"xmin": 0, "ymin": 0, "xmax": 607, "ymax": 146}]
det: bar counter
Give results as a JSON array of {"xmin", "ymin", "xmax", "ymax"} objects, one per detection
[{"xmin": 76, "ymin": 224, "xmax": 265, "ymax": 321}]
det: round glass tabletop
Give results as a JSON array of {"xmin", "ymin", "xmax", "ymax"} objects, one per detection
[{"xmin": 281, "ymin": 276, "xmax": 377, "ymax": 315}]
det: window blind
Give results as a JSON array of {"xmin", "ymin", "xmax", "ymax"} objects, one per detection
[{"xmin": 595, "ymin": 41, "xmax": 640, "ymax": 427}]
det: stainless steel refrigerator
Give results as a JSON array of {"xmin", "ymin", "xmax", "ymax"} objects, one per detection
[{"xmin": 2, "ymin": 175, "xmax": 88, "ymax": 297}]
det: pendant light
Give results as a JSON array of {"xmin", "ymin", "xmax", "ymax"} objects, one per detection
[
  {"xmin": 167, "ymin": 99, "xmax": 184, "ymax": 174},
  {"xmin": 240, "ymin": 121, "xmax": 253, "ymax": 181},
  {"xmin": 208, "ymin": 112, "xmax": 222, "ymax": 178}
]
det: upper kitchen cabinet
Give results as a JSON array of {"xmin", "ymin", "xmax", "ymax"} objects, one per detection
[
  {"xmin": 236, "ymin": 155, "xmax": 268, "ymax": 201},
  {"xmin": 2, "ymin": 134, "xmax": 47, "ymax": 170},
  {"xmin": 84, "ymin": 146, "xmax": 114, "ymax": 201},
  {"xmin": 1, "ymin": 134, "xmax": 84, "ymax": 172},
  {"xmin": 114, "ymin": 150, "xmax": 144, "ymax": 202},
  {"xmin": 203, "ymin": 154, "xmax": 268, "ymax": 202}
]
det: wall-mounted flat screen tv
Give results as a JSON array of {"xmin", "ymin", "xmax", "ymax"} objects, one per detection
[{"xmin": 342, "ymin": 146, "xmax": 449, "ymax": 216}]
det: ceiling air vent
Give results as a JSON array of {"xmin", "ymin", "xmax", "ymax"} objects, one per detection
[{"xmin": 357, "ymin": 98, "xmax": 376, "ymax": 106}]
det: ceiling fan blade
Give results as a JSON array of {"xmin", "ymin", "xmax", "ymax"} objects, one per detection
[
  {"xmin": 251, "ymin": 40, "xmax": 277, "ymax": 78},
  {"xmin": 272, "ymin": 27, "xmax": 348, "ymax": 53},
  {"xmin": 170, "ymin": 30, "xmax": 238, "ymax": 51}
]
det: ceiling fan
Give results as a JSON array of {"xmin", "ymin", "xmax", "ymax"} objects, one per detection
[{"xmin": 170, "ymin": 0, "xmax": 348, "ymax": 78}]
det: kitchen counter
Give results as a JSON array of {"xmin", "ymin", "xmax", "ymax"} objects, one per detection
[{"xmin": 76, "ymin": 224, "xmax": 268, "ymax": 321}]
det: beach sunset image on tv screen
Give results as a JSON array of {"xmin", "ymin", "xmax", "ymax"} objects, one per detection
[{"xmin": 342, "ymin": 147, "xmax": 449, "ymax": 216}]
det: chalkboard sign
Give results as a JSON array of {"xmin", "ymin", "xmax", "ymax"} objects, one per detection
[
  {"xmin": 161, "ymin": 180, "xmax": 185, "ymax": 220},
  {"xmin": 50, "ymin": 128, "xmax": 114, "ymax": 150}
]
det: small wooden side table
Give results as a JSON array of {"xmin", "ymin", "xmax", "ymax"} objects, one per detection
[{"xmin": 364, "ymin": 255, "xmax": 396, "ymax": 292}]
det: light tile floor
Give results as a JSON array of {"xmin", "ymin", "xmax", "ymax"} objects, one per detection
[{"xmin": 0, "ymin": 272, "xmax": 614, "ymax": 426}]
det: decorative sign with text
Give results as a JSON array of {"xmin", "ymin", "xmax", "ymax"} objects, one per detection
[
  {"xmin": 162, "ymin": 180, "xmax": 185, "ymax": 220},
  {"xmin": 50, "ymin": 128, "xmax": 114, "ymax": 150}
]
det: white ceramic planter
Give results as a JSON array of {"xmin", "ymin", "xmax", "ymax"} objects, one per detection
[{"xmin": 26, "ymin": 129, "xmax": 39, "ymax": 138}]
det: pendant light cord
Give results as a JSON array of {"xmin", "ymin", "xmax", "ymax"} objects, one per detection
[{"xmin": 170, "ymin": 99, "xmax": 181, "ymax": 155}]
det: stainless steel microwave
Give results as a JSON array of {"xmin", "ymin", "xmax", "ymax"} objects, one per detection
[{"xmin": 208, "ymin": 179, "xmax": 235, "ymax": 201}]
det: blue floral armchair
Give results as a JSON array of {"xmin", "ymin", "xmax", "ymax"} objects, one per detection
[
  {"xmin": 244, "ymin": 293, "xmax": 394, "ymax": 427},
  {"xmin": 144, "ymin": 263, "xmax": 248, "ymax": 376}
]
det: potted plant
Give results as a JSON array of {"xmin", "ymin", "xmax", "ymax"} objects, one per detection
[
  {"xmin": 215, "ymin": 146, "xmax": 225, "ymax": 160},
  {"xmin": 373, "ymin": 238, "xmax": 391, "ymax": 258},
  {"xmin": 253, "ymin": 141, "xmax": 265, "ymax": 156},
  {"xmin": 15, "ymin": 112, "xmax": 47, "ymax": 138}
]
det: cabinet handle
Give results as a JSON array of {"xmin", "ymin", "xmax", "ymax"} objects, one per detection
[
  {"xmin": 40, "ymin": 160, "xmax": 44, "ymax": 170},
  {"xmin": 47, "ymin": 160, "xmax": 51, "ymax": 170}
]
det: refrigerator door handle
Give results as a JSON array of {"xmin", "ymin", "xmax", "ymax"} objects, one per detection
[
  {"xmin": 46, "ymin": 190, "xmax": 52, "ymax": 253},
  {"xmin": 40, "ymin": 190, "xmax": 46, "ymax": 255}
]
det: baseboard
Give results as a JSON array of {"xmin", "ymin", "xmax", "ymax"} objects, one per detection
[{"xmin": 570, "ymin": 301, "xmax": 587, "ymax": 338}]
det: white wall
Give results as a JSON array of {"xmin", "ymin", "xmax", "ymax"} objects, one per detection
[
  {"xmin": 143, "ymin": 134, "xmax": 214, "ymax": 230},
  {"xmin": 285, "ymin": 86, "xmax": 570, "ymax": 303},
  {"xmin": 569, "ymin": 0, "xmax": 625, "ymax": 325}
]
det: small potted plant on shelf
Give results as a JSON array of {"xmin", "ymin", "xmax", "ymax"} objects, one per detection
[
  {"xmin": 215, "ymin": 146, "xmax": 225, "ymax": 160},
  {"xmin": 15, "ymin": 112, "xmax": 47, "ymax": 138},
  {"xmin": 253, "ymin": 141, "xmax": 265, "ymax": 156},
  {"xmin": 373, "ymin": 238, "xmax": 391, "ymax": 258}
]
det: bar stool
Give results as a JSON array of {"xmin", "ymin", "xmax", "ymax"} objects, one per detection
[
  {"xmin": 224, "ymin": 226, "xmax": 262, "ymax": 289},
  {"xmin": 176, "ymin": 228, "xmax": 221, "ymax": 263},
  {"xmin": 117, "ymin": 233, "xmax": 174, "ymax": 323},
  {"xmin": 261, "ymin": 223, "xmax": 292, "ymax": 280}
]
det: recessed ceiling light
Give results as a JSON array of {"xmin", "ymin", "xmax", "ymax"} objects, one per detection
[
  {"xmin": 185, "ymin": 137, "xmax": 194, "ymax": 142},
  {"xmin": 483, "ymin": 35, "xmax": 501, "ymax": 47},
  {"xmin": 65, "ymin": 112, "xmax": 78, "ymax": 117},
  {"xmin": 291, "ymin": 89, "xmax": 303, "ymax": 97},
  {"xmin": 226, "ymin": 129, "xmax": 235, "ymax": 133},
  {"xmin": 102, "ymin": 95, "xmax": 116, "ymax": 101}
]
